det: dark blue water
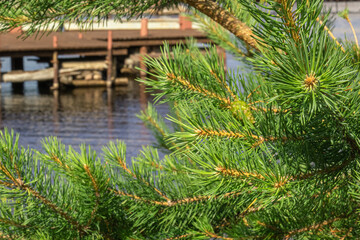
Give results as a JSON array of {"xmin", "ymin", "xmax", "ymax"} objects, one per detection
[{"xmin": 0, "ymin": 81, "xmax": 159, "ymax": 158}]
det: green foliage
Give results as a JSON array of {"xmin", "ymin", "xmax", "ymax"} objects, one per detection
[
  {"xmin": 338, "ymin": 8, "xmax": 349, "ymax": 20},
  {"xmin": 1, "ymin": 0, "xmax": 360, "ymax": 239},
  {"xmin": 0, "ymin": 0, "xmax": 179, "ymax": 37}
]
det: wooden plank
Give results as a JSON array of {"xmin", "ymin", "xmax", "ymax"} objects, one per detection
[
  {"xmin": 71, "ymin": 78, "xmax": 128, "ymax": 87},
  {"xmin": 3, "ymin": 68, "xmax": 81, "ymax": 83},
  {"xmin": 62, "ymin": 61, "xmax": 107, "ymax": 70}
]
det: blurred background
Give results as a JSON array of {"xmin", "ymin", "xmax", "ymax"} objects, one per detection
[{"xmin": 0, "ymin": 0, "xmax": 358, "ymax": 157}]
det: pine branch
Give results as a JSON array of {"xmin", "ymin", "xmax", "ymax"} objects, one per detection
[
  {"xmin": 210, "ymin": 70, "xmax": 238, "ymax": 100},
  {"xmin": 104, "ymin": 141, "xmax": 171, "ymax": 201},
  {"xmin": 113, "ymin": 189, "xmax": 247, "ymax": 207},
  {"xmin": 192, "ymin": 13, "xmax": 246, "ymax": 57},
  {"xmin": 278, "ymin": 0, "xmax": 301, "ymax": 43},
  {"xmin": 0, "ymin": 218, "xmax": 28, "ymax": 229},
  {"xmin": 166, "ymin": 73, "xmax": 231, "ymax": 106},
  {"xmin": 182, "ymin": 0, "xmax": 259, "ymax": 50},
  {"xmin": 83, "ymin": 164, "xmax": 100, "ymax": 228},
  {"xmin": 282, "ymin": 210, "xmax": 356, "ymax": 240},
  {"xmin": 316, "ymin": 17, "xmax": 345, "ymax": 52},
  {"xmin": 0, "ymin": 179, "xmax": 86, "ymax": 235}
]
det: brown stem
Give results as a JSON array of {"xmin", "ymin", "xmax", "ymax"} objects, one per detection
[
  {"xmin": 165, "ymin": 234, "xmax": 192, "ymax": 240},
  {"xmin": 167, "ymin": 73, "xmax": 231, "ymax": 106},
  {"xmin": 210, "ymin": 70, "xmax": 238, "ymax": 100},
  {"xmin": 283, "ymin": 213, "xmax": 352, "ymax": 240},
  {"xmin": 83, "ymin": 164, "xmax": 100, "ymax": 228},
  {"xmin": 24, "ymin": 185, "xmax": 87, "ymax": 235},
  {"xmin": 182, "ymin": 0, "xmax": 258, "ymax": 50},
  {"xmin": 0, "ymin": 218, "xmax": 28, "ymax": 229},
  {"xmin": 113, "ymin": 189, "xmax": 246, "ymax": 207},
  {"xmin": 204, "ymin": 230, "xmax": 234, "ymax": 240},
  {"xmin": 346, "ymin": 16, "xmax": 359, "ymax": 49},
  {"xmin": 193, "ymin": 13, "xmax": 246, "ymax": 57},
  {"xmin": 279, "ymin": 0, "xmax": 300, "ymax": 43},
  {"xmin": 117, "ymin": 156, "xmax": 171, "ymax": 201},
  {"xmin": 316, "ymin": 17, "xmax": 345, "ymax": 53}
]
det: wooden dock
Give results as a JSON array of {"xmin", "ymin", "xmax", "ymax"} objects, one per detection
[{"xmin": 0, "ymin": 17, "xmax": 212, "ymax": 90}]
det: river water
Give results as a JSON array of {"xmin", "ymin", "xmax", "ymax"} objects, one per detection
[{"xmin": 0, "ymin": 13, "xmax": 358, "ymax": 158}]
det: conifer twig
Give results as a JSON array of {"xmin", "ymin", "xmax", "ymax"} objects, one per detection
[
  {"xmin": 83, "ymin": 164, "xmax": 100, "ymax": 228},
  {"xmin": 210, "ymin": 70, "xmax": 238, "ymax": 100},
  {"xmin": 0, "ymin": 218, "xmax": 28, "ymax": 229},
  {"xmin": 283, "ymin": 213, "xmax": 352, "ymax": 240},
  {"xmin": 316, "ymin": 17, "xmax": 345, "ymax": 52},
  {"xmin": 193, "ymin": 13, "xmax": 246, "ymax": 57},
  {"xmin": 215, "ymin": 166, "xmax": 264, "ymax": 180},
  {"xmin": 182, "ymin": 0, "xmax": 259, "ymax": 50},
  {"xmin": 116, "ymin": 155, "xmax": 171, "ymax": 201},
  {"xmin": 203, "ymin": 231, "xmax": 233, "ymax": 240},
  {"xmin": 0, "ymin": 161, "xmax": 87, "ymax": 235},
  {"xmin": 113, "ymin": 189, "xmax": 246, "ymax": 207},
  {"xmin": 344, "ymin": 16, "xmax": 359, "ymax": 49},
  {"xmin": 165, "ymin": 233, "xmax": 192, "ymax": 240},
  {"xmin": 167, "ymin": 73, "xmax": 231, "ymax": 106},
  {"xmin": 279, "ymin": 0, "xmax": 300, "ymax": 43}
]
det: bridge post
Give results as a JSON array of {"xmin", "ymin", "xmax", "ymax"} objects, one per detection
[
  {"xmin": 0, "ymin": 61, "xmax": 2, "ymax": 90},
  {"xmin": 140, "ymin": 19, "xmax": 148, "ymax": 77},
  {"xmin": 140, "ymin": 19, "xmax": 148, "ymax": 37},
  {"xmin": 51, "ymin": 35, "xmax": 59, "ymax": 90},
  {"xmin": 179, "ymin": 15, "xmax": 192, "ymax": 30},
  {"xmin": 106, "ymin": 30, "xmax": 113, "ymax": 88},
  {"xmin": 11, "ymin": 57, "xmax": 24, "ymax": 93},
  {"xmin": 217, "ymin": 46, "xmax": 227, "ymax": 72}
]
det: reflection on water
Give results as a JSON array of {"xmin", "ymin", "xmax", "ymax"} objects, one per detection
[{"xmin": 0, "ymin": 80, "xmax": 166, "ymax": 159}]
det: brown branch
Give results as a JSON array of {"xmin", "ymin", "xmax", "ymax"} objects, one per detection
[
  {"xmin": 246, "ymin": 85, "xmax": 261, "ymax": 100},
  {"xmin": 195, "ymin": 128, "xmax": 256, "ymax": 140},
  {"xmin": 0, "ymin": 164, "xmax": 86, "ymax": 235},
  {"xmin": 164, "ymin": 234, "xmax": 192, "ymax": 240},
  {"xmin": 283, "ymin": 214, "xmax": 351, "ymax": 240},
  {"xmin": 345, "ymin": 16, "xmax": 359, "ymax": 49},
  {"xmin": 204, "ymin": 231, "xmax": 233, "ymax": 240},
  {"xmin": 182, "ymin": 0, "xmax": 258, "ymax": 50},
  {"xmin": 0, "ymin": 218, "xmax": 27, "ymax": 229},
  {"xmin": 279, "ymin": 0, "xmax": 300, "ymax": 43},
  {"xmin": 83, "ymin": 164, "xmax": 100, "ymax": 228},
  {"xmin": 50, "ymin": 154, "xmax": 70, "ymax": 170},
  {"xmin": 116, "ymin": 156, "xmax": 171, "ymax": 201},
  {"xmin": 145, "ymin": 115, "xmax": 179, "ymax": 150},
  {"xmin": 25, "ymin": 185, "xmax": 87, "ymax": 235},
  {"xmin": 167, "ymin": 73, "xmax": 231, "ymax": 106},
  {"xmin": 113, "ymin": 189, "xmax": 246, "ymax": 207},
  {"xmin": 193, "ymin": 13, "xmax": 246, "ymax": 57},
  {"xmin": 195, "ymin": 127, "xmax": 291, "ymax": 145},
  {"xmin": 146, "ymin": 116, "xmax": 167, "ymax": 137},
  {"xmin": 210, "ymin": 70, "xmax": 238, "ymax": 100},
  {"xmin": 215, "ymin": 166, "xmax": 264, "ymax": 180},
  {"xmin": 316, "ymin": 17, "xmax": 345, "ymax": 53}
]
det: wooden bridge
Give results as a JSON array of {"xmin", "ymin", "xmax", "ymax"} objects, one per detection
[{"xmin": 0, "ymin": 17, "xmax": 214, "ymax": 90}]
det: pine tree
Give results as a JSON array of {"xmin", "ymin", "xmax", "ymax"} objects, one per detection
[{"xmin": 0, "ymin": 0, "xmax": 360, "ymax": 239}]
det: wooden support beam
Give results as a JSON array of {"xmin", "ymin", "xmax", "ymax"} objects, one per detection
[
  {"xmin": 11, "ymin": 57, "xmax": 24, "ymax": 93},
  {"xmin": 179, "ymin": 15, "xmax": 192, "ymax": 30},
  {"xmin": 140, "ymin": 19, "xmax": 149, "ymax": 37},
  {"xmin": 140, "ymin": 46, "xmax": 148, "ymax": 77},
  {"xmin": 107, "ymin": 30, "xmax": 113, "ymax": 88},
  {"xmin": 0, "ymin": 61, "xmax": 2, "ymax": 89},
  {"xmin": 217, "ymin": 46, "xmax": 227, "ymax": 72},
  {"xmin": 52, "ymin": 35, "xmax": 59, "ymax": 90}
]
